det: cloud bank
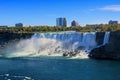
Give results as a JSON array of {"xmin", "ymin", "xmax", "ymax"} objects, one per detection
[{"xmin": 99, "ymin": 5, "xmax": 120, "ymax": 11}]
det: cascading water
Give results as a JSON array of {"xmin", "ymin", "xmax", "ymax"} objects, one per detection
[
  {"xmin": 103, "ymin": 32, "xmax": 110, "ymax": 45},
  {"xmin": 0, "ymin": 31, "xmax": 110, "ymax": 58}
]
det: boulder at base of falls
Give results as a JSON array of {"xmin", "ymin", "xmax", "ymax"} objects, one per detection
[
  {"xmin": 89, "ymin": 30, "xmax": 120, "ymax": 60},
  {"xmin": 63, "ymin": 50, "xmax": 79, "ymax": 57}
]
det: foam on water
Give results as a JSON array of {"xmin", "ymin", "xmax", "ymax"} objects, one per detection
[
  {"xmin": 70, "ymin": 52, "xmax": 89, "ymax": 59},
  {"xmin": 0, "ymin": 74, "xmax": 34, "ymax": 80}
]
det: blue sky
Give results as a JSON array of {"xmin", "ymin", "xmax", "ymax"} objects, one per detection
[{"xmin": 0, "ymin": 0, "xmax": 120, "ymax": 26}]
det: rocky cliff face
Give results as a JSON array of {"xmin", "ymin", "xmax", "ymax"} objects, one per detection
[
  {"xmin": 96, "ymin": 32, "xmax": 105, "ymax": 45},
  {"xmin": 89, "ymin": 30, "xmax": 120, "ymax": 60},
  {"xmin": 0, "ymin": 32, "xmax": 33, "ymax": 46}
]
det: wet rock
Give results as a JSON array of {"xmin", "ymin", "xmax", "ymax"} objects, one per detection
[
  {"xmin": 0, "ymin": 32, "xmax": 33, "ymax": 47},
  {"xmin": 63, "ymin": 52, "xmax": 69, "ymax": 56},
  {"xmin": 96, "ymin": 32, "xmax": 105, "ymax": 45},
  {"xmin": 89, "ymin": 30, "xmax": 120, "ymax": 60},
  {"xmin": 63, "ymin": 50, "xmax": 80, "ymax": 57}
]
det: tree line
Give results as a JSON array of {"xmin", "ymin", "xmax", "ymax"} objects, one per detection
[{"xmin": 0, "ymin": 24, "xmax": 120, "ymax": 33}]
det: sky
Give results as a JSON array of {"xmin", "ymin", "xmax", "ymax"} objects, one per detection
[{"xmin": 0, "ymin": 0, "xmax": 120, "ymax": 26}]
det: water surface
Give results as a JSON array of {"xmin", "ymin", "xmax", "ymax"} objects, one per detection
[{"xmin": 0, "ymin": 57, "xmax": 120, "ymax": 80}]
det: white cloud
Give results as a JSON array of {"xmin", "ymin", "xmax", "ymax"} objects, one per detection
[{"xmin": 99, "ymin": 5, "xmax": 120, "ymax": 11}]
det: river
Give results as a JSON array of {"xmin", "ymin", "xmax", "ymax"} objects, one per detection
[{"xmin": 0, "ymin": 57, "xmax": 119, "ymax": 80}]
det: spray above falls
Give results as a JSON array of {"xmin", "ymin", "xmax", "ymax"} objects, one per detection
[{"xmin": 1, "ymin": 31, "xmax": 110, "ymax": 58}]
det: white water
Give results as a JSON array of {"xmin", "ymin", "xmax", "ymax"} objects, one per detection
[
  {"xmin": 103, "ymin": 32, "xmax": 110, "ymax": 45},
  {"xmin": 0, "ymin": 31, "xmax": 110, "ymax": 58},
  {"xmin": 0, "ymin": 74, "xmax": 34, "ymax": 80}
]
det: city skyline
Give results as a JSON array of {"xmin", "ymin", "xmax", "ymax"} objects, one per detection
[
  {"xmin": 56, "ymin": 17, "xmax": 67, "ymax": 27},
  {"xmin": 0, "ymin": 0, "xmax": 120, "ymax": 26}
]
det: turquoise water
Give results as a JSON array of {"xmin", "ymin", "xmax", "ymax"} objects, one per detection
[{"xmin": 0, "ymin": 57, "xmax": 120, "ymax": 80}]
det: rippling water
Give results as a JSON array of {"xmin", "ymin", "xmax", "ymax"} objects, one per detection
[{"xmin": 0, "ymin": 57, "xmax": 120, "ymax": 80}]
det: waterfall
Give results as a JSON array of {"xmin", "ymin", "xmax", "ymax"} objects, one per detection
[
  {"xmin": 1, "ymin": 31, "xmax": 110, "ymax": 58},
  {"xmin": 32, "ymin": 32, "xmax": 97, "ymax": 52},
  {"xmin": 103, "ymin": 32, "xmax": 110, "ymax": 45}
]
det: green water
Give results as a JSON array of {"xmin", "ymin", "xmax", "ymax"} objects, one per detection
[{"xmin": 0, "ymin": 57, "xmax": 120, "ymax": 80}]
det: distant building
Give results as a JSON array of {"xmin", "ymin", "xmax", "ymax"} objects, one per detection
[
  {"xmin": 15, "ymin": 23, "xmax": 23, "ymax": 27},
  {"xmin": 0, "ymin": 25, "xmax": 8, "ymax": 28},
  {"xmin": 71, "ymin": 20, "xmax": 79, "ymax": 26},
  {"xmin": 108, "ymin": 20, "xmax": 118, "ymax": 25},
  {"xmin": 56, "ymin": 17, "xmax": 67, "ymax": 27}
]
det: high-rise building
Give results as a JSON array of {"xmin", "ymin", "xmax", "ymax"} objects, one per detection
[
  {"xmin": 56, "ymin": 17, "xmax": 67, "ymax": 27},
  {"xmin": 15, "ymin": 23, "xmax": 23, "ymax": 27},
  {"xmin": 108, "ymin": 20, "xmax": 118, "ymax": 25},
  {"xmin": 71, "ymin": 20, "xmax": 79, "ymax": 26}
]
